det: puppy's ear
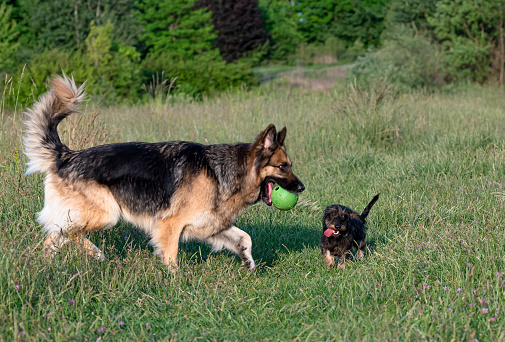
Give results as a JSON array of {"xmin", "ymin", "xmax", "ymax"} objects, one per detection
[
  {"xmin": 343, "ymin": 213, "xmax": 350, "ymax": 223},
  {"xmin": 277, "ymin": 127, "xmax": 286, "ymax": 145}
]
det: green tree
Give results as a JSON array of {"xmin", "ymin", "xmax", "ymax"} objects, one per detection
[
  {"xmin": 0, "ymin": 2, "xmax": 20, "ymax": 71},
  {"xmin": 429, "ymin": 0, "xmax": 505, "ymax": 83},
  {"xmin": 86, "ymin": 20, "xmax": 113, "ymax": 68},
  {"xmin": 17, "ymin": 0, "xmax": 139, "ymax": 53},
  {"xmin": 385, "ymin": 0, "xmax": 438, "ymax": 33},
  {"xmin": 136, "ymin": 0, "xmax": 216, "ymax": 58}
]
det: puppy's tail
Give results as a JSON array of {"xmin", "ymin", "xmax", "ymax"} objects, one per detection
[
  {"xmin": 23, "ymin": 74, "xmax": 86, "ymax": 175},
  {"xmin": 360, "ymin": 193, "xmax": 380, "ymax": 220}
]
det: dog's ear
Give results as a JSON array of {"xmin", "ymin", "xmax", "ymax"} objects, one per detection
[
  {"xmin": 262, "ymin": 124, "xmax": 277, "ymax": 150},
  {"xmin": 253, "ymin": 124, "xmax": 277, "ymax": 151},
  {"xmin": 277, "ymin": 127, "xmax": 286, "ymax": 146}
]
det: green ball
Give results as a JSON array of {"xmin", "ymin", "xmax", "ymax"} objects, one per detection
[{"xmin": 271, "ymin": 184, "xmax": 299, "ymax": 210}]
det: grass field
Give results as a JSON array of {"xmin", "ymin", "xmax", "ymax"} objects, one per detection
[{"xmin": 1, "ymin": 80, "xmax": 505, "ymax": 341}]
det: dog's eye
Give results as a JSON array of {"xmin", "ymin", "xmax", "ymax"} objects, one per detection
[{"xmin": 278, "ymin": 164, "xmax": 288, "ymax": 172}]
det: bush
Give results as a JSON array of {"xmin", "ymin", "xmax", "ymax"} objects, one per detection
[
  {"xmin": 143, "ymin": 50, "xmax": 257, "ymax": 97},
  {"xmin": 349, "ymin": 29, "xmax": 445, "ymax": 91}
]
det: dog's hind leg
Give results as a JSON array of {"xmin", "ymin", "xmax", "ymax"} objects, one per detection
[
  {"xmin": 205, "ymin": 226, "xmax": 255, "ymax": 270},
  {"xmin": 356, "ymin": 240, "xmax": 366, "ymax": 260}
]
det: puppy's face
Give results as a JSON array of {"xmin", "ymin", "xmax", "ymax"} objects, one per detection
[
  {"xmin": 252, "ymin": 124, "xmax": 305, "ymax": 206},
  {"xmin": 323, "ymin": 213, "xmax": 349, "ymax": 237}
]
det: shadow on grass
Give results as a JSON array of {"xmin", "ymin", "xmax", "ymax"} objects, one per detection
[{"xmin": 87, "ymin": 222, "xmax": 323, "ymax": 268}]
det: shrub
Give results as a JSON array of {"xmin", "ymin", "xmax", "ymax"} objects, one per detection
[
  {"xmin": 349, "ymin": 29, "xmax": 445, "ymax": 91},
  {"xmin": 143, "ymin": 50, "xmax": 257, "ymax": 97}
]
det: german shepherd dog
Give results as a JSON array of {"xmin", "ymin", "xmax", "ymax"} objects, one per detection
[
  {"xmin": 320, "ymin": 194, "xmax": 379, "ymax": 268},
  {"xmin": 23, "ymin": 75, "xmax": 305, "ymax": 270}
]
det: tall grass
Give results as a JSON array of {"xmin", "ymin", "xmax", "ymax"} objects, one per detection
[{"xmin": 1, "ymin": 77, "xmax": 505, "ymax": 340}]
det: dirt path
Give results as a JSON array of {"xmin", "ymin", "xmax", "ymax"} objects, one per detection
[{"xmin": 262, "ymin": 65, "xmax": 348, "ymax": 91}]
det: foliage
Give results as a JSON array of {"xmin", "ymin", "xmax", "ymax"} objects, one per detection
[
  {"xmin": 196, "ymin": 0, "xmax": 267, "ymax": 63},
  {"xmin": 429, "ymin": 0, "xmax": 505, "ymax": 83},
  {"xmin": 0, "ymin": 3, "xmax": 20, "ymax": 71},
  {"xmin": 258, "ymin": 0, "xmax": 304, "ymax": 62},
  {"xmin": 258, "ymin": 0, "xmax": 390, "ymax": 63},
  {"xmin": 332, "ymin": 0, "xmax": 391, "ymax": 48},
  {"xmin": 136, "ymin": 0, "xmax": 216, "ymax": 58},
  {"xmin": 350, "ymin": 29, "xmax": 445, "ymax": 91},
  {"xmin": 385, "ymin": 0, "xmax": 438, "ymax": 32},
  {"xmin": 10, "ymin": 21, "xmax": 142, "ymax": 106},
  {"xmin": 143, "ymin": 50, "xmax": 256, "ymax": 97},
  {"xmin": 17, "ymin": 0, "xmax": 139, "ymax": 54}
]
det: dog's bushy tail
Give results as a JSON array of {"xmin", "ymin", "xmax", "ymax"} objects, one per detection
[
  {"xmin": 23, "ymin": 74, "xmax": 86, "ymax": 175},
  {"xmin": 360, "ymin": 193, "xmax": 380, "ymax": 220}
]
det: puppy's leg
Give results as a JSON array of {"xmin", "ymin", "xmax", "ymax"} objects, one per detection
[
  {"xmin": 322, "ymin": 248, "xmax": 335, "ymax": 266},
  {"xmin": 356, "ymin": 240, "xmax": 366, "ymax": 260},
  {"xmin": 152, "ymin": 217, "xmax": 185, "ymax": 270},
  {"xmin": 337, "ymin": 253, "xmax": 349, "ymax": 269},
  {"xmin": 205, "ymin": 225, "xmax": 255, "ymax": 270}
]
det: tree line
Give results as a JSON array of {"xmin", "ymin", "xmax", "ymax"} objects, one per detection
[{"xmin": 1, "ymin": 0, "xmax": 505, "ymax": 106}]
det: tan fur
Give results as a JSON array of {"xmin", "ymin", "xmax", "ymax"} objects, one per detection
[
  {"xmin": 23, "ymin": 74, "xmax": 85, "ymax": 175},
  {"xmin": 323, "ymin": 249, "xmax": 335, "ymax": 266}
]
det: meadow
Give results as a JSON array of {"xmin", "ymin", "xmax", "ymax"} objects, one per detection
[{"xmin": 1, "ymin": 79, "xmax": 505, "ymax": 341}]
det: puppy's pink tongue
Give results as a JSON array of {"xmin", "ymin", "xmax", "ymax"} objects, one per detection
[{"xmin": 323, "ymin": 229, "xmax": 334, "ymax": 237}]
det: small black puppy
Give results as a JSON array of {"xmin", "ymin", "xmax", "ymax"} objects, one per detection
[{"xmin": 321, "ymin": 194, "xmax": 379, "ymax": 268}]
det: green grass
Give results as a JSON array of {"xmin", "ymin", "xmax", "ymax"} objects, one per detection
[{"xmin": 1, "ymin": 82, "xmax": 505, "ymax": 341}]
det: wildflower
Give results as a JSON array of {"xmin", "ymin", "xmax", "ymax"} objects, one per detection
[
  {"xmin": 472, "ymin": 289, "xmax": 476, "ymax": 293},
  {"xmin": 497, "ymin": 272, "xmax": 503, "ymax": 277},
  {"xmin": 119, "ymin": 321, "xmax": 125, "ymax": 326},
  {"xmin": 472, "ymin": 339, "xmax": 479, "ymax": 342},
  {"xmin": 436, "ymin": 279, "xmax": 440, "ymax": 283},
  {"xmin": 490, "ymin": 317, "xmax": 496, "ymax": 322},
  {"xmin": 424, "ymin": 285, "xmax": 430, "ymax": 290},
  {"xmin": 480, "ymin": 298, "xmax": 487, "ymax": 304},
  {"xmin": 483, "ymin": 308, "xmax": 489, "ymax": 313},
  {"xmin": 47, "ymin": 327, "xmax": 51, "ymax": 331},
  {"xmin": 190, "ymin": 260, "xmax": 194, "ymax": 264},
  {"xmin": 470, "ymin": 303, "xmax": 475, "ymax": 307},
  {"xmin": 457, "ymin": 288, "xmax": 461, "ymax": 293},
  {"xmin": 146, "ymin": 322, "xmax": 151, "ymax": 328},
  {"xmin": 447, "ymin": 308, "xmax": 452, "ymax": 313},
  {"xmin": 297, "ymin": 12, "xmax": 302, "ymax": 16},
  {"xmin": 418, "ymin": 290, "xmax": 422, "ymax": 294},
  {"xmin": 124, "ymin": 236, "xmax": 128, "ymax": 240},
  {"xmin": 69, "ymin": 300, "xmax": 74, "ymax": 305},
  {"xmin": 444, "ymin": 286, "xmax": 448, "ymax": 290},
  {"xmin": 15, "ymin": 285, "xmax": 20, "ymax": 290}
]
